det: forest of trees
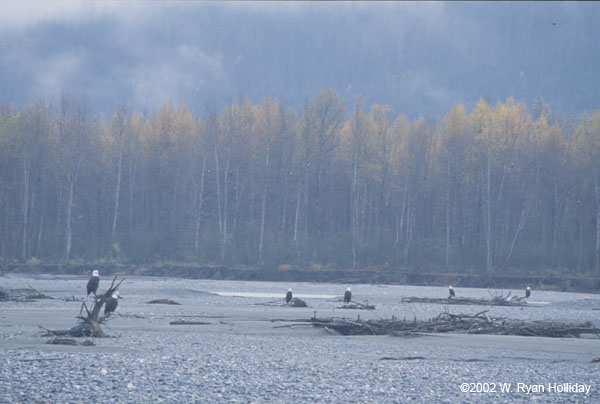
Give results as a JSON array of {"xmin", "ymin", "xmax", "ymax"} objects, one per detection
[{"xmin": 1, "ymin": 88, "xmax": 600, "ymax": 276}]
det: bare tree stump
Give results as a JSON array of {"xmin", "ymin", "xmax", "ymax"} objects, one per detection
[{"xmin": 42, "ymin": 276, "xmax": 124, "ymax": 338}]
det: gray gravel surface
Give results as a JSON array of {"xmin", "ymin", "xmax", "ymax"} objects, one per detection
[{"xmin": 1, "ymin": 275, "xmax": 599, "ymax": 403}]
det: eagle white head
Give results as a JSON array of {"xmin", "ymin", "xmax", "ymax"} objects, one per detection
[
  {"xmin": 288, "ymin": 288, "xmax": 292, "ymax": 292},
  {"xmin": 112, "ymin": 291, "xmax": 120, "ymax": 299},
  {"xmin": 92, "ymin": 270, "xmax": 99, "ymax": 277},
  {"xmin": 449, "ymin": 285, "xmax": 453, "ymax": 289},
  {"xmin": 347, "ymin": 287, "xmax": 352, "ymax": 292},
  {"xmin": 526, "ymin": 286, "xmax": 531, "ymax": 291}
]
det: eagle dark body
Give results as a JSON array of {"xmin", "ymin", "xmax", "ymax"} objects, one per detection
[
  {"xmin": 105, "ymin": 295, "xmax": 119, "ymax": 315},
  {"xmin": 344, "ymin": 289, "xmax": 352, "ymax": 304},
  {"xmin": 286, "ymin": 290, "xmax": 293, "ymax": 304},
  {"xmin": 87, "ymin": 276, "xmax": 99, "ymax": 296}
]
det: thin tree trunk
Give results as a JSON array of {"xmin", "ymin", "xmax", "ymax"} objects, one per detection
[
  {"xmin": 594, "ymin": 167, "xmax": 600, "ymax": 272},
  {"xmin": 293, "ymin": 184, "xmax": 300, "ymax": 246},
  {"xmin": 194, "ymin": 156, "xmax": 206, "ymax": 255},
  {"xmin": 36, "ymin": 212, "xmax": 43, "ymax": 258},
  {"xmin": 214, "ymin": 139, "xmax": 222, "ymax": 235},
  {"xmin": 577, "ymin": 199, "xmax": 583, "ymax": 272},
  {"xmin": 377, "ymin": 165, "xmax": 389, "ymax": 264},
  {"xmin": 351, "ymin": 152, "xmax": 358, "ymax": 268},
  {"xmin": 404, "ymin": 198, "xmax": 412, "ymax": 267},
  {"xmin": 303, "ymin": 162, "xmax": 309, "ymax": 241},
  {"xmin": 21, "ymin": 158, "xmax": 30, "ymax": 260},
  {"xmin": 220, "ymin": 148, "xmax": 230, "ymax": 263},
  {"xmin": 111, "ymin": 141, "xmax": 123, "ymax": 244},
  {"xmin": 553, "ymin": 177, "xmax": 559, "ymax": 266},
  {"xmin": 258, "ymin": 134, "xmax": 270, "ymax": 263},
  {"xmin": 56, "ymin": 167, "xmax": 63, "ymax": 239},
  {"xmin": 397, "ymin": 175, "xmax": 408, "ymax": 265},
  {"xmin": 395, "ymin": 214, "xmax": 399, "ymax": 246},
  {"xmin": 33, "ymin": 157, "xmax": 46, "ymax": 258},
  {"xmin": 65, "ymin": 154, "xmax": 83, "ymax": 261},
  {"xmin": 128, "ymin": 156, "xmax": 136, "ymax": 235},
  {"xmin": 231, "ymin": 164, "xmax": 241, "ymax": 242},
  {"xmin": 485, "ymin": 147, "xmax": 492, "ymax": 275},
  {"xmin": 445, "ymin": 159, "xmax": 451, "ymax": 270},
  {"xmin": 65, "ymin": 176, "xmax": 75, "ymax": 261},
  {"xmin": 279, "ymin": 193, "xmax": 288, "ymax": 238},
  {"xmin": 360, "ymin": 182, "xmax": 368, "ymax": 246},
  {"xmin": 502, "ymin": 164, "xmax": 538, "ymax": 270},
  {"xmin": 316, "ymin": 154, "xmax": 323, "ymax": 238}
]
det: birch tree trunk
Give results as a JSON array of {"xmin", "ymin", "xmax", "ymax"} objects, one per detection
[
  {"xmin": 595, "ymin": 167, "xmax": 600, "ymax": 272},
  {"xmin": 404, "ymin": 198, "xmax": 412, "ymax": 267},
  {"xmin": 258, "ymin": 132, "xmax": 270, "ymax": 263},
  {"xmin": 502, "ymin": 165, "xmax": 538, "ymax": 270},
  {"xmin": 351, "ymin": 151, "xmax": 359, "ymax": 268},
  {"xmin": 65, "ymin": 151, "xmax": 84, "ymax": 261},
  {"xmin": 220, "ymin": 148, "xmax": 230, "ymax": 263},
  {"xmin": 485, "ymin": 146, "xmax": 493, "ymax": 275},
  {"xmin": 193, "ymin": 156, "xmax": 206, "ymax": 255},
  {"xmin": 293, "ymin": 184, "xmax": 301, "ymax": 246},
  {"xmin": 231, "ymin": 164, "xmax": 241, "ymax": 244},
  {"xmin": 111, "ymin": 138, "xmax": 123, "ymax": 244},
  {"xmin": 445, "ymin": 159, "xmax": 451, "ymax": 271},
  {"xmin": 65, "ymin": 174, "xmax": 75, "ymax": 261},
  {"xmin": 214, "ymin": 136, "xmax": 222, "ymax": 235},
  {"xmin": 21, "ymin": 158, "xmax": 30, "ymax": 260},
  {"xmin": 128, "ymin": 153, "xmax": 136, "ymax": 235}
]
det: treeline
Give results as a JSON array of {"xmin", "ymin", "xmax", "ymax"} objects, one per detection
[{"xmin": 1, "ymin": 89, "xmax": 599, "ymax": 275}]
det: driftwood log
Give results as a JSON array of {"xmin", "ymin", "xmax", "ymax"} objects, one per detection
[
  {"xmin": 307, "ymin": 310, "xmax": 600, "ymax": 339},
  {"xmin": 41, "ymin": 276, "xmax": 124, "ymax": 338},
  {"xmin": 401, "ymin": 297, "xmax": 530, "ymax": 307},
  {"xmin": 46, "ymin": 338, "xmax": 95, "ymax": 346},
  {"xmin": 0, "ymin": 286, "xmax": 53, "ymax": 301},
  {"xmin": 169, "ymin": 320, "xmax": 211, "ymax": 325},
  {"xmin": 337, "ymin": 301, "xmax": 375, "ymax": 310},
  {"xmin": 402, "ymin": 291, "xmax": 530, "ymax": 307},
  {"xmin": 253, "ymin": 297, "xmax": 308, "ymax": 307},
  {"xmin": 147, "ymin": 298, "xmax": 181, "ymax": 305}
]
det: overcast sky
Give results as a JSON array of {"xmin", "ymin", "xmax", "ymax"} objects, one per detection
[{"xmin": 1, "ymin": 1, "xmax": 598, "ymax": 118}]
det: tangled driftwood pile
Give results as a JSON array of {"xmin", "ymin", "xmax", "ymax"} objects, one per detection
[
  {"xmin": 308, "ymin": 310, "xmax": 600, "ymax": 339},
  {"xmin": 402, "ymin": 291, "xmax": 530, "ymax": 307},
  {"xmin": 0, "ymin": 286, "xmax": 53, "ymax": 301},
  {"xmin": 254, "ymin": 297, "xmax": 308, "ymax": 307}
]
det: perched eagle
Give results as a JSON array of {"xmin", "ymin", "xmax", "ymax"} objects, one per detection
[
  {"xmin": 104, "ymin": 291, "xmax": 120, "ymax": 316},
  {"xmin": 525, "ymin": 286, "xmax": 531, "ymax": 298},
  {"xmin": 344, "ymin": 287, "xmax": 352, "ymax": 304},
  {"xmin": 86, "ymin": 269, "xmax": 100, "ymax": 296},
  {"xmin": 448, "ymin": 285, "xmax": 455, "ymax": 298},
  {"xmin": 286, "ymin": 288, "xmax": 293, "ymax": 304}
]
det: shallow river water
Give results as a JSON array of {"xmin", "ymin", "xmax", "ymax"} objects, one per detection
[{"xmin": 1, "ymin": 274, "xmax": 599, "ymax": 403}]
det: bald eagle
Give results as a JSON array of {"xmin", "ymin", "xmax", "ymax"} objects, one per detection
[
  {"xmin": 286, "ymin": 288, "xmax": 293, "ymax": 304},
  {"xmin": 525, "ymin": 286, "xmax": 531, "ymax": 298},
  {"xmin": 448, "ymin": 285, "xmax": 455, "ymax": 299},
  {"xmin": 344, "ymin": 287, "xmax": 352, "ymax": 304},
  {"xmin": 86, "ymin": 270, "xmax": 100, "ymax": 296},
  {"xmin": 104, "ymin": 291, "xmax": 120, "ymax": 316}
]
